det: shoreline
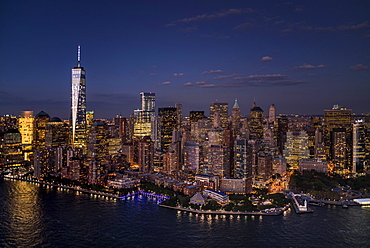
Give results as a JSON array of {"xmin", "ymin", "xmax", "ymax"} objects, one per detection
[
  {"xmin": 3, "ymin": 175, "xmax": 121, "ymax": 199},
  {"xmin": 159, "ymin": 204, "xmax": 289, "ymax": 216}
]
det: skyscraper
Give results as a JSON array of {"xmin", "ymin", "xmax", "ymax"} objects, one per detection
[
  {"xmin": 231, "ymin": 99, "xmax": 241, "ymax": 136},
  {"xmin": 134, "ymin": 92, "xmax": 155, "ymax": 138},
  {"xmin": 283, "ymin": 130, "xmax": 310, "ymax": 169},
  {"xmin": 249, "ymin": 102, "xmax": 264, "ymax": 140},
  {"xmin": 269, "ymin": 104, "xmax": 276, "ymax": 123},
  {"xmin": 209, "ymin": 102, "xmax": 228, "ymax": 129},
  {"xmin": 323, "ymin": 105, "xmax": 352, "ymax": 173},
  {"xmin": 190, "ymin": 111, "xmax": 206, "ymax": 123},
  {"xmin": 353, "ymin": 120, "xmax": 366, "ymax": 173},
  {"xmin": 158, "ymin": 107, "xmax": 177, "ymax": 151},
  {"xmin": 34, "ymin": 111, "xmax": 50, "ymax": 150},
  {"xmin": 71, "ymin": 45, "xmax": 87, "ymax": 148}
]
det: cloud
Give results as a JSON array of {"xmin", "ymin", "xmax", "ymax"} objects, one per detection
[
  {"xmin": 190, "ymin": 74, "xmax": 306, "ymax": 88},
  {"xmin": 201, "ymin": 34, "xmax": 231, "ymax": 39},
  {"xmin": 161, "ymin": 81, "xmax": 171, "ymax": 85},
  {"xmin": 294, "ymin": 7, "xmax": 303, "ymax": 12},
  {"xmin": 199, "ymin": 84, "xmax": 216, "ymax": 88},
  {"xmin": 224, "ymin": 74, "xmax": 306, "ymax": 87},
  {"xmin": 350, "ymin": 64, "xmax": 370, "ymax": 71},
  {"xmin": 261, "ymin": 56, "xmax": 273, "ymax": 61},
  {"xmin": 291, "ymin": 64, "xmax": 327, "ymax": 70},
  {"xmin": 168, "ymin": 8, "xmax": 253, "ymax": 26},
  {"xmin": 184, "ymin": 82, "xmax": 192, "ymax": 86},
  {"xmin": 289, "ymin": 21, "xmax": 370, "ymax": 33},
  {"xmin": 201, "ymin": 69, "xmax": 223, "ymax": 75},
  {"xmin": 233, "ymin": 22, "xmax": 253, "ymax": 31},
  {"xmin": 173, "ymin": 73, "xmax": 184, "ymax": 77},
  {"xmin": 214, "ymin": 73, "xmax": 242, "ymax": 80},
  {"xmin": 337, "ymin": 21, "xmax": 370, "ymax": 31},
  {"xmin": 179, "ymin": 27, "xmax": 198, "ymax": 33}
]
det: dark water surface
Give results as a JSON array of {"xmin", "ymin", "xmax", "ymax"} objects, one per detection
[{"xmin": 1, "ymin": 178, "xmax": 369, "ymax": 248}]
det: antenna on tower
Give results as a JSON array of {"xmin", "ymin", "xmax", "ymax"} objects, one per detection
[{"xmin": 77, "ymin": 45, "xmax": 81, "ymax": 67}]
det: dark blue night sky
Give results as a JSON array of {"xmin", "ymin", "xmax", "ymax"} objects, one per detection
[{"xmin": 1, "ymin": 0, "xmax": 369, "ymax": 118}]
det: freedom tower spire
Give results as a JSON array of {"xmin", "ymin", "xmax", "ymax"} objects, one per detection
[{"xmin": 71, "ymin": 45, "xmax": 86, "ymax": 148}]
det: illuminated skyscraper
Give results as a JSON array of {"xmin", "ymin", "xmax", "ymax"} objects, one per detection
[
  {"xmin": 34, "ymin": 111, "xmax": 50, "ymax": 150},
  {"xmin": 18, "ymin": 111, "xmax": 34, "ymax": 161},
  {"xmin": 234, "ymin": 139, "xmax": 252, "ymax": 180},
  {"xmin": 45, "ymin": 117, "xmax": 69, "ymax": 148},
  {"xmin": 231, "ymin": 99, "xmax": 241, "ymax": 136},
  {"xmin": 209, "ymin": 102, "xmax": 228, "ymax": 129},
  {"xmin": 249, "ymin": 102, "xmax": 264, "ymax": 140},
  {"xmin": 353, "ymin": 120, "xmax": 366, "ymax": 173},
  {"xmin": 175, "ymin": 103, "xmax": 182, "ymax": 128},
  {"xmin": 158, "ymin": 107, "xmax": 177, "ymax": 151},
  {"xmin": 18, "ymin": 111, "xmax": 34, "ymax": 146},
  {"xmin": 190, "ymin": 111, "xmax": 206, "ymax": 123},
  {"xmin": 269, "ymin": 104, "xmax": 276, "ymax": 123},
  {"xmin": 323, "ymin": 105, "xmax": 352, "ymax": 173},
  {"xmin": 283, "ymin": 130, "xmax": 310, "ymax": 169},
  {"xmin": 71, "ymin": 45, "xmax": 86, "ymax": 148},
  {"xmin": 134, "ymin": 92, "xmax": 155, "ymax": 138}
]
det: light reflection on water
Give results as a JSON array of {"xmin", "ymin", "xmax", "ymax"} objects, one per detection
[
  {"xmin": 1, "ymin": 178, "xmax": 370, "ymax": 248},
  {"xmin": 3, "ymin": 180, "xmax": 45, "ymax": 247}
]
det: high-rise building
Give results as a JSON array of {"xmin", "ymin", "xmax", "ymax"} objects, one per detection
[
  {"xmin": 269, "ymin": 104, "xmax": 276, "ymax": 123},
  {"xmin": 209, "ymin": 102, "xmax": 228, "ymax": 129},
  {"xmin": 136, "ymin": 136, "xmax": 154, "ymax": 173},
  {"xmin": 277, "ymin": 115, "xmax": 288, "ymax": 153},
  {"xmin": 231, "ymin": 99, "xmax": 241, "ymax": 136},
  {"xmin": 71, "ymin": 45, "xmax": 87, "ymax": 148},
  {"xmin": 183, "ymin": 142, "xmax": 200, "ymax": 173},
  {"xmin": 207, "ymin": 145, "xmax": 231, "ymax": 178},
  {"xmin": 324, "ymin": 105, "xmax": 352, "ymax": 173},
  {"xmin": 34, "ymin": 111, "xmax": 50, "ymax": 150},
  {"xmin": 283, "ymin": 130, "xmax": 310, "ymax": 169},
  {"xmin": 234, "ymin": 139, "xmax": 252, "ymax": 180},
  {"xmin": 134, "ymin": 92, "xmax": 156, "ymax": 138},
  {"xmin": 45, "ymin": 117, "xmax": 69, "ymax": 148},
  {"xmin": 18, "ymin": 111, "xmax": 34, "ymax": 147},
  {"xmin": 87, "ymin": 121, "xmax": 109, "ymax": 161},
  {"xmin": 175, "ymin": 103, "xmax": 182, "ymax": 128},
  {"xmin": 189, "ymin": 111, "xmax": 206, "ymax": 123},
  {"xmin": 18, "ymin": 111, "xmax": 34, "ymax": 161},
  {"xmin": 158, "ymin": 107, "xmax": 178, "ymax": 151},
  {"xmin": 2, "ymin": 129, "xmax": 23, "ymax": 168},
  {"xmin": 249, "ymin": 102, "xmax": 264, "ymax": 140},
  {"xmin": 353, "ymin": 120, "xmax": 366, "ymax": 173}
]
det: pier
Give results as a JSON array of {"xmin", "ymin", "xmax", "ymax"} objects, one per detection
[{"xmin": 289, "ymin": 193, "xmax": 313, "ymax": 214}]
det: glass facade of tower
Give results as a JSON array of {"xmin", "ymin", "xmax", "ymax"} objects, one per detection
[
  {"xmin": 249, "ymin": 105, "xmax": 264, "ymax": 140},
  {"xmin": 134, "ymin": 92, "xmax": 156, "ymax": 138},
  {"xmin": 323, "ymin": 106, "xmax": 352, "ymax": 173},
  {"xmin": 209, "ymin": 102, "xmax": 228, "ymax": 129},
  {"xmin": 71, "ymin": 49, "xmax": 86, "ymax": 148},
  {"xmin": 353, "ymin": 120, "xmax": 366, "ymax": 173},
  {"xmin": 158, "ymin": 107, "xmax": 177, "ymax": 151}
]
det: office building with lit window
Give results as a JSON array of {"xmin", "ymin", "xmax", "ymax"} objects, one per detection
[
  {"xmin": 323, "ymin": 105, "xmax": 352, "ymax": 173},
  {"xmin": 158, "ymin": 107, "xmax": 178, "ymax": 151},
  {"xmin": 209, "ymin": 102, "xmax": 228, "ymax": 129}
]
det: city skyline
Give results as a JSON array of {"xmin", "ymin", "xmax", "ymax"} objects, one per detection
[{"xmin": 1, "ymin": 0, "xmax": 370, "ymax": 118}]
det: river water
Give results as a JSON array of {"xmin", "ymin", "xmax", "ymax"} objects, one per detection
[{"xmin": 0, "ymin": 178, "xmax": 369, "ymax": 248}]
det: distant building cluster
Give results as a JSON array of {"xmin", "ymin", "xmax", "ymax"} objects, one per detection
[{"xmin": 1, "ymin": 47, "xmax": 370, "ymax": 196}]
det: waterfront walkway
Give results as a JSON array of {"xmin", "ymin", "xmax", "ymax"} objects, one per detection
[
  {"xmin": 3, "ymin": 175, "xmax": 171, "ymax": 202},
  {"xmin": 159, "ymin": 204, "xmax": 288, "ymax": 216},
  {"xmin": 121, "ymin": 191, "xmax": 170, "ymax": 203}
]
